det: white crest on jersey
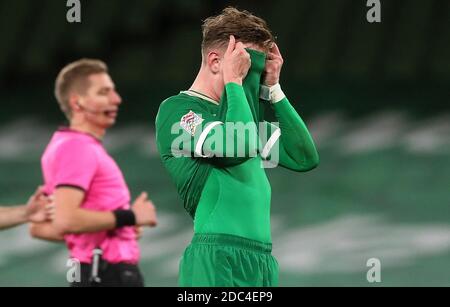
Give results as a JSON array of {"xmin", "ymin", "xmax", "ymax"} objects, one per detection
[{"xmin": 180, "ymin": 111, "xmax": 204, "ymax": 136}]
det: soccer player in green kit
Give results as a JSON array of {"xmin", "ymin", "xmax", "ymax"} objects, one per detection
[{"xmin": 156, "ymin": 7, "xmax": 319, "ymax": 286}]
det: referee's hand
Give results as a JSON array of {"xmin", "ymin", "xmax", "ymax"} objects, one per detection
[{"xmin": 132, "ymin": 192, "xmax": 158, "ymax": 227}]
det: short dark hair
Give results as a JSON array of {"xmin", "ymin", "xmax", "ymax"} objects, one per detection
[
  {"xmin": 55, "ymin": 59, "xmax": 108, "ymax": 119},
  {"xmin": 201, "ymin": 7, "xmax": 275, "ymax": 54}
]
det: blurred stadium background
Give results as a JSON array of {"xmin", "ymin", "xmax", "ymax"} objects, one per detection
[{"xmin": 0, "ymin": 0, "xmax": 449, "ymax": 286}]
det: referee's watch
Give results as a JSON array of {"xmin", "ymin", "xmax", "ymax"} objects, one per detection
[{"xmin": 259, "ymin": 83, "xmax": 286, "ymax": 104}]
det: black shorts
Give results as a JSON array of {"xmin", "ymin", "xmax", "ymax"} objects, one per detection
[{"xmin": 70, "ymin": 260, "xmax": 144, "ymax": 287}]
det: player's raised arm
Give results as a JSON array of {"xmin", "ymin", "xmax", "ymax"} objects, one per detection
[
  {"xmin": 204, "ymin": 35, "xmax": 258, "ymax": 160},
  {"xmin": 157, "ymin": 35, "xmax": 259, "ymax": 163},
  {"xmin": 260, "ymin": 43, "xmax": 319, "ymax": 172}
]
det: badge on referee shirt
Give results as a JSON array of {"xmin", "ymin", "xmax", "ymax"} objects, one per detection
[{"xmin": 180, "ymin": 111, "xmax": 204, "ymax": 136}]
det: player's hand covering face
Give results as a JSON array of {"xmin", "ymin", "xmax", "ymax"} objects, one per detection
[
  {"xmin": 263, "ymin": 43, "xmax": 284, "ymax": 86},
  {"xmin": 221, "ymin": 35, "xmax": 252, "ymax": 85}
]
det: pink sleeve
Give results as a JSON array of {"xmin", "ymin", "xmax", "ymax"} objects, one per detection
[{"xmin": 53, "ymin": 139, "xmax": 98, "ymax": 191}]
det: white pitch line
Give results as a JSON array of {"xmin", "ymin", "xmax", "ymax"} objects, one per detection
[
  {"xmin": 307, "ymin": 111, "xmax": 347, "ymax": 148},
  {"xmin": 403, "ymin": 114, "xmax": 450, "ymax": 154},
  {"xmin": 0, "ymin": 118, "xmax": 53, "ymax": 160},
  {"xmin": 273, "ymin": 214, "xmax": 450, "ymax": 274},
  {"xmin": 103, "ymin": 125, "xmax": 151, "ymax": 151},
  {"xmin": 338, "ymin": 111, "xmax": 409, "ymax": 154},
  {"xmin": 0, "ymin": 113, "xmax": 449, "ymax": 160}
]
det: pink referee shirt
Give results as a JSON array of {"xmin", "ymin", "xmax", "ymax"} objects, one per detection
[{"xmin": 41, "ymin": 128, "xmax": 140, "ymax": 264}]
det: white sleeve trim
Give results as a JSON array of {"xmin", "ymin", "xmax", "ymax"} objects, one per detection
[
  {"xmin": 261, "ymin": 128, "xmax": 281, "ymax": 159},
  {"xmin": 270, "ymin": 84, "xmax": 286, "ymax": 104},
  {"xmin": 194, "ymin": 121, "xmax": 223, "ymax": 157},
  {"xmin": 259, "ymin": 85, "xmax": 271, "ymax": 101}
]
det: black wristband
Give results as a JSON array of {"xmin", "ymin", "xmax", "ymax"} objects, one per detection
[{"xmin": 113, "ymin": 210, "xmax": 136, "ymax": 228}]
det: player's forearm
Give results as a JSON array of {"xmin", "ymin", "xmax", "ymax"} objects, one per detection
[
  {"xmin": 272, "ymin": 97, "xmax": 319, "ymax": 171},
  {"xmin": 0, "ymin": 206, "xmax": 28, "ymax": 230},
  {"xmin": 224, "ymin": 82, "xmax": 254, "ymax": 123},
  {"xmin": 29, "ymin": 222, "xmax": 65, "ymax": 242},
  {"xmin": 54, "ymin": 209, "xmax": 116, "ymax": 234},
  {"xmin": 203, "ymin": 83, "xmax": 257, "ymax": 159}
]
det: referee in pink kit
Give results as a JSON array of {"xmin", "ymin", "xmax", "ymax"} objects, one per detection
[{"xmin": 30, "ymin": 59, "xmax": 158, "ymax": 287}]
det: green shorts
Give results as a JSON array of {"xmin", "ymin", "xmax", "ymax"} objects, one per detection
[{"xmin": 179, "ymin": 233, "xmax": 279, "ymax": 287}]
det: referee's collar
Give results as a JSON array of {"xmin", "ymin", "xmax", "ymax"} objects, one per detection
[{"xmin": 57, "ymin": 127, "xmax": 103, "ymax": 143}]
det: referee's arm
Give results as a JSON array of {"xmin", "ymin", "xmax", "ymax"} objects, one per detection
[
  {"xmin": 45, "ymin": 187, "xmax": 156, "ymax": 235},
  {"xmin": 29, "ymin": 187, "xmax": 116, "ymax": 240},
  {"xmin": 52, "ymin": 187, "xmax": 117, "ymax": 234},
  {"xmin": 29, "ymin": 187, "xmax": 114, "ymax": 240},
  {"xmin": 29, "ymin": 222, "xmax": 64, "ymax": 242}
]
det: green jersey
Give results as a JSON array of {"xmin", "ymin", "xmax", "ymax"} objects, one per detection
[
  {"xmin": 156, "ymin": 49, "xmax": 319, "ymax": 244},
  {"xmin": 156, "ymin": 87, "xmax": 272, "ymax": 243}
]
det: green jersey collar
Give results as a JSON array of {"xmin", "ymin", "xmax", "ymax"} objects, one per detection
[{"xmin": 181, "ymin": 90, "xmax": 220, "ymax": 105}]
